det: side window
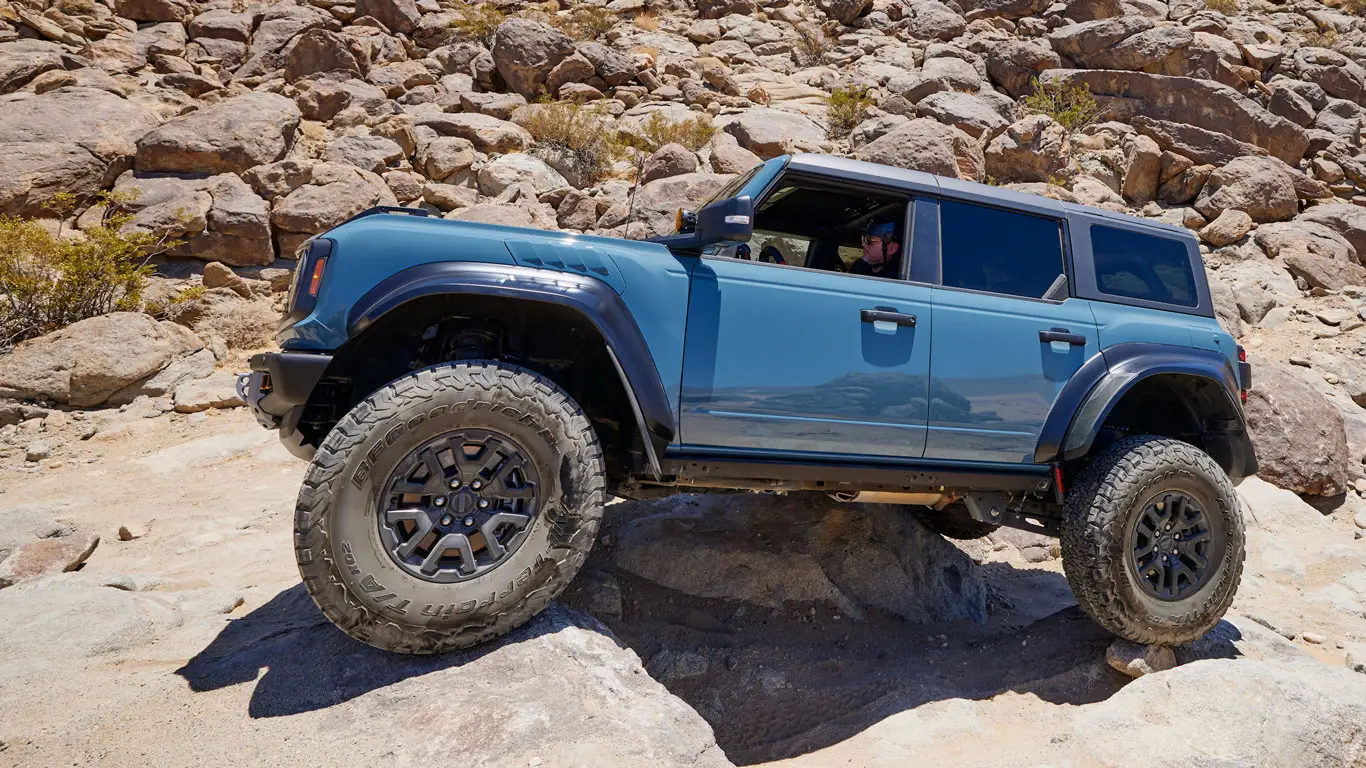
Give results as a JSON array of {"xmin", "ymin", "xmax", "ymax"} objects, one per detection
[
  {"xmin": 1091, "ymin": 225, "xmax": 1198, "ymax": 307},
  {"xmin": 711, "ymin": 180, "xmax": 912, "ymax": 281},
  {"xmin": 940, "ymin": 199, "xmax": 1065, "ymax": 300}
]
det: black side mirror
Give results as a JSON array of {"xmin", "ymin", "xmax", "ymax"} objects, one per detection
[
  {"xmin": 694, "ymin": 195, "xmax": 753, "ymax": 246},
  {"xmin": 652, "ymin": 196, "xmax": 753, "ymax": 251}
]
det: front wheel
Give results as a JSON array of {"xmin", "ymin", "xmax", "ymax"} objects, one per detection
[
  {"xmin": 1061, "ymin": 435, "xmax": 1245, "ymax": 646},
  {"xmin": 294, "ymin": 361, "xmax": 605, "ymax": 654}
]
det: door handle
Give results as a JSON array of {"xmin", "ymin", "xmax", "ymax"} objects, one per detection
[
  {"xmin": 1040, "ymin": 328, "xmax": 1086, "ymax": 346},
  {"xmin": 861, "ymin": 308, "xmax": 916, "ymax": 327}
]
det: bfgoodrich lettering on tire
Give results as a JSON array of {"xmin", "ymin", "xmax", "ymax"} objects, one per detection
[
  {"xmin": 294, "ymin": 361, "xmax": 604, "ymax": 654},
  {"xmin": 1061, "ymin": 435, "xmax": 1245, "ymax": 646}
]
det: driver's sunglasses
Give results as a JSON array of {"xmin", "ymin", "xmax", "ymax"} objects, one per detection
[{"xmin": 860, "ymin": 235, "xmax": 883, "ymax": 246}]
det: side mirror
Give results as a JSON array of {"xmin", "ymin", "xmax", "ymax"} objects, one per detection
[
  {"xmin": 654, "ymin": 196, "xmax": 753, "ymax": 251},
  {"xmin": 694, "ymin": 195, "xmax": 753, "ymax": 246}
]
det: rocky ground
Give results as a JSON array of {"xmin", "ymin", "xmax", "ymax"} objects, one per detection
[
  {"xmin": 0, "ymin": 396, "xmax": 1363, "ymax": 767},
  {"xmin": 5, "ymin": 0, "xmax": 1366, "ymax": 762}
]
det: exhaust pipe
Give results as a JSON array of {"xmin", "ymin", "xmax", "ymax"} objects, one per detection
[{"xmin": 829, "ymin": 491, "xmax": 957, "ymax": 508}]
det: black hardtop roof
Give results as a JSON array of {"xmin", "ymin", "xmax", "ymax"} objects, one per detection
[{"xmin": 783, "ymin": 153, "xmax": 1192, "ymax": 240}]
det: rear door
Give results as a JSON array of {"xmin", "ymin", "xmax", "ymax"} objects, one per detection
[{"xmin": 924, "ymin": 198, "xmax": 1099, "ymax": 464}]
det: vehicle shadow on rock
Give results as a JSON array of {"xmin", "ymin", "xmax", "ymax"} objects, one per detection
[
  {"xmin": 175, "ymin": 583, "xmax": 615, "ymax": 719},
  {"xmin": 558, "ymin": 493, "xmax": 1251, "ymax": 765}
]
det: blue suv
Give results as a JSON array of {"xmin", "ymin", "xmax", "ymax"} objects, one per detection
[{"xmin": 240, "ymin": 154, "xmax": 1256, "ymax": 654}]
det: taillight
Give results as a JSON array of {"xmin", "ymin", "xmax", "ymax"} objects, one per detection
[
  {"xmin": 1237, "ymin": 345, "xmax": 1250, "ymax": 404},
  {"xmin": 307, "ymin": 256, "xmax": 327, "ymax": 297}
]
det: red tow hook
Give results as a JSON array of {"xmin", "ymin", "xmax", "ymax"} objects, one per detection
[{"xmin": 1052, "ymin": 463, "xmax": 1066, "ymax": 502}]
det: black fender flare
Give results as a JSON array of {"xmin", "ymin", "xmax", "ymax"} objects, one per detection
[
  {"xmin": 1035, "ymin": 343, "xmax": 1257, "ymax": 480},
  {"xmin": 346, "ymin": 261, "xmax": 675, "ymax": 477}
]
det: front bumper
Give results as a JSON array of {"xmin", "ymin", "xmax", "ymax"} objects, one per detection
[{"xmin": 236, "ymin": 351, "xmax": 333, "ymax": 460}]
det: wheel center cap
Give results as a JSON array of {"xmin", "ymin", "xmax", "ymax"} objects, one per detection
[{"xmin": 449, "ymin": 490, "xmax": 478, "ymax": 517}]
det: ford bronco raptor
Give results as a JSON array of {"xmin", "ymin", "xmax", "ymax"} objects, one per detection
[{"xmin": 240, "ymin": 154, "xmax": 1256, "ymax": 654}]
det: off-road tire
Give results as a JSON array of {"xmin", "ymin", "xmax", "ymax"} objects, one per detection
[
  {"xmin": 294, "ymin": 361, "xmax": 605, "ymax": 654},
  {"xmin": 913, "ymin": 502, "xmax": 999, "ymax": 540},
  {"xmin": 1061, "ymin": 435, "xmax": 1244, "ymax": 646}
]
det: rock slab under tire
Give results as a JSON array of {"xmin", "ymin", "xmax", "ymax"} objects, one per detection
[
  {"xmin": 1061, "ymin": 435, "xmax": 1245, "ymax": 646},
  {"xmin": 293, "ymin": 361, "xmax": 605, "ymax": 654}
]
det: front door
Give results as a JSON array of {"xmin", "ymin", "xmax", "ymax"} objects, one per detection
[
  {"xmin": 681, "ymin": 258, "xmax": 934, "ymax": 459},
  {"xmin": 925, "ymin": 198, "xmax": 1099, "ymax": 463}
]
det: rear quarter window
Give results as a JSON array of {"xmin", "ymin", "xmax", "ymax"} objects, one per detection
[{"xmin": 1091, "ymin": 225, "xmax": 1198, "ymax": 308}]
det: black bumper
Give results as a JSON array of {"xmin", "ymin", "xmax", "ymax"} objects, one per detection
[{"xmin": 236, "ymin": 351, "xmax": 333, "ymax": 460}]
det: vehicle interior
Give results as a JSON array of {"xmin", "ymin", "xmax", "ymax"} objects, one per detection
[{"xmin": 711, "ymin": 182, "xmax": 908, "ymax": 274}]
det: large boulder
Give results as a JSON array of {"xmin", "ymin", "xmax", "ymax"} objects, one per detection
[
  {"xmin": 476, "ymin": 153, "xmax": 569, "ymax": 196},
  {"xmin": 0, "ymin": 40, "xmax": 66, "ymax": 95},
  {"xmin": 354, "ymin": 0, "xmax": 419, "ymax": 35},
  {"xmin": 490, "ymin": 19, "xmax": 575, "ymax": 100},
  {"xmin": 816, "ymin": 0, "xmax": 872, "ymax": 23},
  {"xmin": 1194, "ymin": 156, "xmax": 1299, "ymax": 223},
  {"xmin": 270, "ymin": 162, "xmax": 397, "ymax": 245},
  {"xmin": 0, "ymin": 87, "xmax": 160, "ymax": 216},
  {"xmin": 416, "ymin": 112, "xmax": 532, "ymax": 153},
  {"xmin": 1073, "ymin": 658, "xmax": 1366, "ymax": 766},
  {"xmin": 1131, "ymin": 115, "xmax": 1267, "ymax": 166},
  {"xmin": 109, "ymin": 172, "xmax": 274, "ymax": 266},
  {"xmin": 721, "ymin": 108, "xmax": 825, "ymax": 159},
  {"xmin": 986, "ymin": 39, "xmax": 1061, "ymax": 98},
  {"xmin": 628, "ymin": 172, "xmax": 733, "ymax": 239},
  {"xmin": 135, "ymin": 92, "xmax": 301, "ymax": 175},
  {"xmin": 1290, "ymin": 47, "xmax": 1366, "ymax": 108},
  {"xmin": 0, "ymin": 574, "xmax": 186, "ymax": 658},
  {"xmin": 916, "ymin": 91, "xmax": 1010, "ymax": 140},
  {"xmin": 856, "ymin": 117, "xmax": 984, "ymax": 181},
  {"xmin": 611, "ymin": 494, "xmax": 986, "ymax": 623},
  {"xmin": 1039, "ymin": 70, "xmax": 1308, "ymax": 166},
  {"xmin": 985, "ymin": 115, "xmax": 1069, "ymax": 183},
  {"xmin": 233, "ymin": 3, "xmax": 338, "ymax": 80},
  {"xmin": 282, "ymin": 28, "xmax": 364, "ymax": 83},
  {"xmin": 1048, "ymin": 18, "xmax": 1193, "ymax": 71},
  {"xmin": 0, "ymin": 313, "xmax": 204, "ymax": 407},
  {"xmin": 1244, "ymin": 360, "xmax": 1349, "ymax": 497},
  {"xmin": 901, "ymin": 0, "xmax": 966, "ymax": 41},
  {"xmin": 1299, "ymin": 203, "xmax": 1366, "ymax": 263}
]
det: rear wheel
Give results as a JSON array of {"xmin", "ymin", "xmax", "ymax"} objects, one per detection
[
  {"xmin": 1061, "ymin": 435, "xmax": 1244, "ymax": 646},
  {"xmin": 294, "ymin": 361, "xmax": 604, "ymax": 654},
  {"xmin": 913, "ymin": 501, "xmax": 999, "ymax": 540}
]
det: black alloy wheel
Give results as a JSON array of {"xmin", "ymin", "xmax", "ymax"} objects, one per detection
[{"xmin": 378, "ymin": 428, "xmax": 540, "ymax": 583}]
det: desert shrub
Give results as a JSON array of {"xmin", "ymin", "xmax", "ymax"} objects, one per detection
[
  {"xmin": 0, "ymin": 194, "xmax": 173, "ymax": 345},
  {"xmin": 449, "ymin": 3, "xmax": 507, "ymax": 47},
  {"xmin": 1344, "ymin": 0, "xmax": 1366, "ymax": 16},
  {"xmin": 794, "ymin": 23, "xmax": 828, "ymax": 66},
  {"xmin": 824, "ymin": 84, "xmax": 874, "ymax": 138},
  {"xmin": 1303, "ymin": 25, "xmax": 1339, "ymax": 47},
  {"xmin": 630, "ymin": 112, "xmax": 716, "ymax": 152},
  {"xmin": 523, "ymin": 102, "xmax": 630, "ymax": 183},
  {"xmin": 633, "ymin": 10, "xmax": 660, "ymax": 30},
  {"xmin": 566, "ymin": 4, "xmax": 617, "ymax": 39},
  {"xmin": 1021, "ymin": 77, "xmax": 1104, "ymax": 134},
  {"xmin": 1204, "ymin": 0, "xmax": 1237, "ymax": 14}
]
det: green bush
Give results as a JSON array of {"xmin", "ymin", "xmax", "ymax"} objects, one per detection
[
  {"xmin": 1021, "ymin": 77, "xmax": 1104, "ymax": 134},
  {"xmin": 0, "ymin": 194, "xmax": 172, "ymax": 345},
  {"xmin": 824, "ymin": 85, "xmax": 874, "ymax": 139},
  {"xmin": 523, "ymin": 102, "xmax": 630, "ymax": 184}
]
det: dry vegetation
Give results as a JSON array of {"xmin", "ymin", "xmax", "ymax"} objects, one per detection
[
  {"xmin": 824, "ymin": 85, "xmax": 874, "ymax": 139},
  {"xmin": 1021, "ymin": 77, "xmax": 1104, "ymax": 133},
  {"xmin": 0, "ymin": 193, "xmax": 172, "ymax": 345}
]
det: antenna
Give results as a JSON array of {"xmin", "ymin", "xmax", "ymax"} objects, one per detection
[{"xmin": 624, "ymin": 152, "xmax": 646, "ymax": 239}]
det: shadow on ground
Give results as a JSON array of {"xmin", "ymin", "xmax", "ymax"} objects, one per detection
[
  {"xmin": 178, "ymin": 498, "xmax": 1250, "ymax": 765},
  {"xmin": 175, "ymin": 584, "xmax": 609, "ymax": 718}
]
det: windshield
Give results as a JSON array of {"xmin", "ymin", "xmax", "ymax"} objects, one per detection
[{"xmin": 701, "ymin": 165, "xmax": 762, "ymax": 207}]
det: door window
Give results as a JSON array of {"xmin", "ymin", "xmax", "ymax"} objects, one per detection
[
  {"xmin": 940, "ymin": 199, "xmax": 1065, "ymax": 300},
  {"xmin": 710, "ymin": 181, "xmax": 912, "ymax": 282}
]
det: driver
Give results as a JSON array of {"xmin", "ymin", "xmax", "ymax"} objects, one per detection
[{"xmin": 852, "ymin": 217, "xmax": 901, "ymax": 278}]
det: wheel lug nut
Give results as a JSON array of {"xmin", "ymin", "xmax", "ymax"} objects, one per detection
[
  {"xmin": 472, "ymin": 480, "xmax": 483, "ymax": 490},
  {"xmin": 450, "ymin": 479, "xmax": 461, "ymax": 489},
  {"xmin": 464, "ymin": 517, "xmax": 474, "ymax": 527},
  {"xmin": 441, "ymin": 515, "xmax": 453, "ymax": 526},
  {"xmin": 433, "ymin": 497, "xmax": 445, "ymax": 507},
  {"xmin": 478, "ymin": 499, "xmax": 490, "ymax": 509}
]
